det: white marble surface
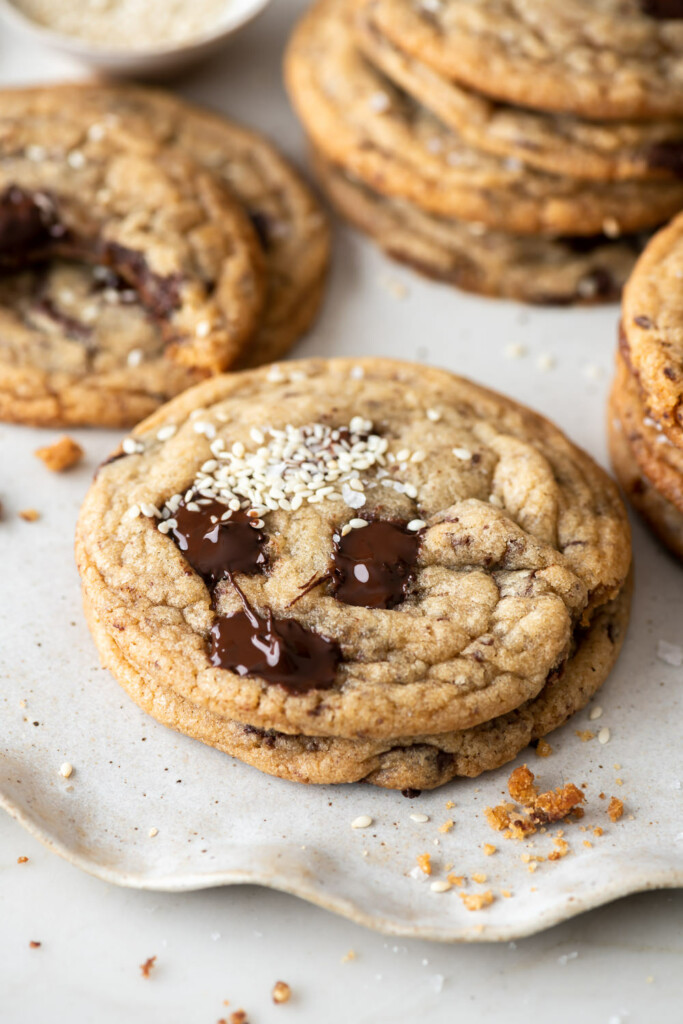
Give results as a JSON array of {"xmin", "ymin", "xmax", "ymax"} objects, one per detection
[{"xmin": 0, "ymin": 1, "xmax": 682, "ymax": 1019}]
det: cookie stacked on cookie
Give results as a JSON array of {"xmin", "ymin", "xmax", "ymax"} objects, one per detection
[
  {"xmin": 609, "ymin": 212, "xmax": 683, "ymax": 560},
  {"xmin": 77, "ymin": 359, "xmax": 632, "ymax": 790},
  {"xmin": 285, "ymin": 0, "xmax": 683, "ymax": 305},
  {"xmin": 0, "ymin": 85, "xmax": 329, "ymax": 428}
]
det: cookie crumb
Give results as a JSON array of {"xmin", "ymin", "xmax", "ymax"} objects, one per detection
[
  {"xmin": 19, "ymin": 508, "xmax": 40, "ymax": 522},
  {"xmin": 148, "ymin": 827, "xmax": 158, "ymax": 838},
  {"xmin": 29, "ymin": 940, "xmax": 41, "ymax": 949},
  {"xmin": 472, "ymin": 872, "xmax": 488, "ymax": 883},
  {"xmin": 459, "ymin": 890, "xmax": 494, "ymax": 912},
  {"xmin": 59, "ymin": 762, "xmax": 73, "ymax": 778},
  {"xmin": 593, "ymin": 826, "xmax": 604, "ymax": 837},
  {"xmin": 230, "ymin": 1012, "xmax": 248, "ymax": 1024},
  {"xmin": 501, "ymin": 890, "xmax": 512, "ymax": 899},
  {"xmin": 272, "ymin": 981, "xmax": 291, "ymax": 1005},
  {"xmin": 447, "ymin": 873, "xmax": 465, "ymax": 887},
  {"xmin": 341, "ymin": 950, "xmax": 356, "ymax": 964},
  {"xmin": 17, "ymin": 856, "xmax": 28, "ymax": 864},
  {"xmin": 576, "ymin": 729, "xmax": 595, "ymax": 742},
  {"xmin": 416, "ymin": 852, "xmax": 432, "ymax": 876},
  {"xmin": 438, "ymin": 819, "xmax": 455, "ymax": 834},
  {"xmin": 35, "ymin": 436, "xmax": 84, "ymax": 472},
  {"xmin": 140, "ymin": 956, "xmax": 157, "ymax": 978},
  {"xmin": 535, "ymin": 739, "xmax": 552, "ymax": 758},
  {"xmin": 482, "ymin": 844, "xmax": 496, "ymax": 856},
  {"xmin": 608, "ymin": 797, "xmax": 624, "ymax": 822}
]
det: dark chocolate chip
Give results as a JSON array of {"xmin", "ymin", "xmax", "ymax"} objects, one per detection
[
  {"xmin": 100, "ymin": 242, "xmax": 182, "ymax": 320},
  {"xmin": 170, "ymin": 499, "xmax": 266, "ymax": 587},
  {"xmin": 634, "ymin": 315, "xmax": 653, "ymax": 328},
  {"xmin": 647, "ymin": 140, "xmax": 683, "ymax": 177},
  {"xmin": 0, "ymin": 186, "xmax": 63, "ymax": 260},
  {"xmin": 248, "ymin": 210, "xmax": 273, "ymax": 251},
  {"xmin": 330, "ymin": 520, "xmax": 420, "ymax": 609},
  {"xmin": 641, "ymin": 0, "xmax": 683, "ymax": 17},
  {"xmin": 210, "ymin": 606, "xmax": 340, "ymax": 693}
]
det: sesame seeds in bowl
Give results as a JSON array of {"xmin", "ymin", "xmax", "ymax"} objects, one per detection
[{"xmin": 0, "ymin": 0, "xmax": 272, "ymax": 78}]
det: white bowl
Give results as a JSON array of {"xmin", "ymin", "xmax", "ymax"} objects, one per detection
[{"xmin": 0, "ymin": 0, "xmax": 271, "ymax": 77}]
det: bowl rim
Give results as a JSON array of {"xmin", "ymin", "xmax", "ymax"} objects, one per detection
[{"xmin": 0, "ymin": 0, "xmax": 272, "ymax": 59}]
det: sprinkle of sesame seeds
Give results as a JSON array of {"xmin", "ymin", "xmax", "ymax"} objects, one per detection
[
  {"xmin": 351, "ymin": 815, "xmax": 373, "ymax": 829},
  {"xmin": 350, "ymin": 365, "xmax": 365, "ymax": 379},
  {"xmin": 59, "ymin": 763, "xmax": 73, "ymax": 778},
  {"xmin": 589, "ymin": 705, "xmax": 603, "ymax": 721},
  {"xmin": 409, "ymin": 813, "xmax": 430, "ymax": 823},
  {"xmin": 430, "ymin": 880, "xmax": 452, "ymax": 893},
  {"xmin": 267, "ymin": 366, "xmax": 286, "ymax": 383},
  {"xmin": 407, "ymin": 519, "xmax": 426, "ymax": 531},
  {"xmin": 488, "ymin": 494, "xmax": 503, "ymax": 508},
  {"xmin": 598, "ymin": 727, "xmax": 611, "ymax": 744},
  {"xmin": 122, "ymin": 437, "xmax": 143, "ymax": 455}
]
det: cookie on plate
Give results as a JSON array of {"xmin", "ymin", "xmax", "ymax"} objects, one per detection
[
  {"xmin": 315, "ymin": 155, "xmax": 646, "ymax": 305},
  {"xmin": 354, "ymin": 5, "xmax": 683, "ymax": 182},
  {"xmin": 0, "ymin": 85, "xmax": 329, "ymax": 428},
  {"xmin": 77, "ymin": 358, "xmax": 632, "ymax": 786},
  {"xmin": 285, "ymin": 0, "xmax": 683, "ymax": 235},
  {"xmin": 356, "ymin": 0, "xmax": 683, "ymax": 121}
]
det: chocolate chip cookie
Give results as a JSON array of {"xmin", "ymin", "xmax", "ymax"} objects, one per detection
[
  {"xmin": 76, "ymin": 359, "xmax": 631, "ymax": 774},
  {"xmin": 357, "ymin": 0, "xmax": 683, "ymax": 121},
  {"xmin": 0, "ymin": 85, "xmax": 329, "ymax": 428},
  {"xmin": 355, "ymin": 6, "xmax": 683, "ymax": 182},
  {"xmin": 315, "ymin": 156, "xmax": 645, "ymax": 304},
  {"xmin": 285, "ymin": 0, "xmax": 683, "ymax": 236}
]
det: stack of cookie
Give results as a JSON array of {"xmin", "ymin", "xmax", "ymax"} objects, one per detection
[
  {"xmin": 285, "ymin": 0, "xmax": 683, "ymax": 305},
  {"xmin": 77, "ymin": 358, "xmax": 632, "ymax": 790},
  {"xmin": 0, "ymin": 84, "xmax": 329, "ymax": 428},
  {"xmin": 609, "ymin": 212, "xmax": 683, "ymax": 561}
]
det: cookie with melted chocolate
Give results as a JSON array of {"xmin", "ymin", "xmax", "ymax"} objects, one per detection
[{"xmin": 76, "ymin": 358, "xmax": 632, "ymax": 771}]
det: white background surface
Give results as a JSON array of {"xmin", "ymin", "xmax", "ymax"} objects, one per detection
[{"xmin": 0, "ymin": 1, "xmax": 682, "ymax": 1020}]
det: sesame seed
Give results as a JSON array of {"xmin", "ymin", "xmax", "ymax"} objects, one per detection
[
  {"xmin": 410, "ymin": 813, "xmax": 430, "ymax": 823},
  {"xmin": 122, "ymin": 437, "xmax": 143, "ymax": 454},
  {"xmin": 426, "ymin": 408, "xmax": 441, "ymax": 422},
  {"xmin": 351, "ymin": 815, "xmax": 373, "ymax": 829},
  {"xmin": 452, "ymin": 447, "xmax": 472, "ymax": 461},
  {"xmin": 195, "ymin": 321, "xmax": 211, "ymax": 338},
  {"xmin": 88, "ymin": 123, "xmax": 106, "ymax": 141},
  {"xmin": 350, "ymin": 366, "xmax": 365, "ymax": 379},
  {"xmin": 430, "ymin": 880, "xmax": 452, "ymax": 893},
  {"xmin": 395, "ymin": 448, "xmax": 410, "ymax": 462},
  {"xmin": 489, "ymin": 495, "xmax": 504, "ymax": 508},
  {"xmin": 589, "ymin": 706, "xmax": 603, "ymax": 721},
  {"xmin": 148, "ymin": 827, "xmax": 158, "ymax": 838},
  {"xmin": 127, "ymin": 348, "xmax": 143, "ymax": 367},
  {"xmin": 26, "ymin": 144, "xmax": 46, "ymax": 161},
  {"xmin": 125, "ymin": 504, "xmax": 141, "ymax": 520},
  {"xmin": 407, "ymin": 519, "xmax": 426, "ymax": 531},
  {"xmin": 410, "ymin": 451, "xmax": 426, "ymax": 463},
  {"xmin": 368, "ymin": 91, "xmax": 390, "ymax": 113},
  {"xmin": 59, "ymin": 762, "xmax": 73, "ymax": 778},
  {"xmin": 140, "ymin": 503, "xmax": 160, "ymax": 518},
  {"xmin": 348, "ymin": 518, "xmax": 368, "ymax": 529},
  {"xmin": 598, "ymin": 727, "xmax": 611, "ymax": 745},
  {"xmin": 156, "ymin": 425, "xmax": 176, "ymax": 442},
  {"xmin": 67, "ymin": 150, "xmax": 85, "ymax": 169},
  {"xmin": 504, "ymin": 342, "xmax": 527, "ymax": 360}
]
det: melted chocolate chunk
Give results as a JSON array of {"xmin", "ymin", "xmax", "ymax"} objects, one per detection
[
  {"xmin": 248, "ymin": 210, "xmax": 273, "ymax": 251},
  {"xmin": 641, "ymin": 0, "xmax": 683, "ymax": 16},
  {"xmin": 34, "ymin": 296, "xmax": 90, "ymax": 339},
  {"xmin": 210, "ymin": 606, "xmax": 340, "ymax": 692},
  {"xmin": 170, "ymin": 499, "xmax": 266, "ymax": 587},
  {"xmin": 330, "ymin": 520, "xmax": 420, "ymax": 609},
  {"xmin": 647, "ymin": 140, "xmax": 683, "ymax": 177},
  {"xmin": 0, "ymin": 186, "xmax": 65, "ymax": 262},
  {"xmin": 101, "ymin": 242, "xmax": 182, "ymax": 319}
]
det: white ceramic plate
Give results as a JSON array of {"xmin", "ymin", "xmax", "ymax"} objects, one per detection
[
  {"xmin": 0, "ymin": 0, "xmax": 682, "ymax": 943},
  {"xmin": 0, "ymin": 0, "xmax": 271, "ymax": 77}
]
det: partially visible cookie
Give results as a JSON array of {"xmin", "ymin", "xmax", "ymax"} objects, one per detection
[
  {"xmin": 84, "ymin": 577, "xmax": 630, "ymax": 789},
  {"xmin": 76, "ymin": 358, "xmax": 631, "ymax": 748},
  {"xmin": 285, "ymin": 0, "xmax": 683, "ymax": 236},
  {"xmin": 354, "ymin": 7, "xmax": 683, "ymax": 182},
  {"xmin": 357, "ymin": 0, "xmax": 683, "ymax": 121},
  {"xmin": 315, "ymin": 156, "xmax": 644, "ymax": 304},
  {"xmin": 620, "ymin": 211, "xmax": 683, "ymax": 449},
  {"xmin": 609, "ymin": 390, "xmax": 683, "ymax": 560}
]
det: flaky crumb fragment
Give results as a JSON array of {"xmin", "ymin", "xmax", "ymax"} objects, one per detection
[
  {"xmin": 272, "ymin": 981, "xmax": 291, "ymax": 1005},
  {"xmin": 608, "ymin": 797, "xmax": 624, "ymax": 822},
  {"xmin": 35, "ymin": 435, "xmax": 84, "ymax": 472},
  {"xmin": 230, "ymin": 1011, "xmax": 248, "ymax": 1024},
  {"xmin": 486, "ymin": 767, "xmax": 585, "ymax": 842},
  {"xmin": 472, "ymin": 872, "xmax": 488, "ymax": 883},
  {"xmin": 416, "ymin": 852, "xmax": 432, "ymax": 875},
  {"xmin": 459, "ymin": 890, "xmax": 494, "ymax": 912},
  {"xmin": 483, "ymin": 844, "xmax": 496, "ymax": 856},
  {"xmin": 507, "ymin": 765, "xmax": 538, "ymax": 804},
  {"xmin": 438, "ymin": 819, "xmax": 455, "ymax": 834},
  {"xmin": 575, "ymin": 729, "xmax": 595, "ymax": 742},
  {"xmin": 535, "ymin": 738, "xmax": 552, "ymax": 758},
  {"xmin": 19, "ymin": 508, "xmax": 40, "ymax": 522},
  {"xmin": 140, "ymin": 956, "xmax": 157, "ymax": 978},
  {"xmin": 17, "ymin": 856, "xmax": 28, "ymax": 864},
  {"xmin": 341, "ymin": 950, "xmax": 356, "ymax": 964}
]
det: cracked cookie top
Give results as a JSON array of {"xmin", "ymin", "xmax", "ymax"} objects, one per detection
[{"xmin": 77, "ymin": 359, "xmax": 631, "ymax": 741}]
